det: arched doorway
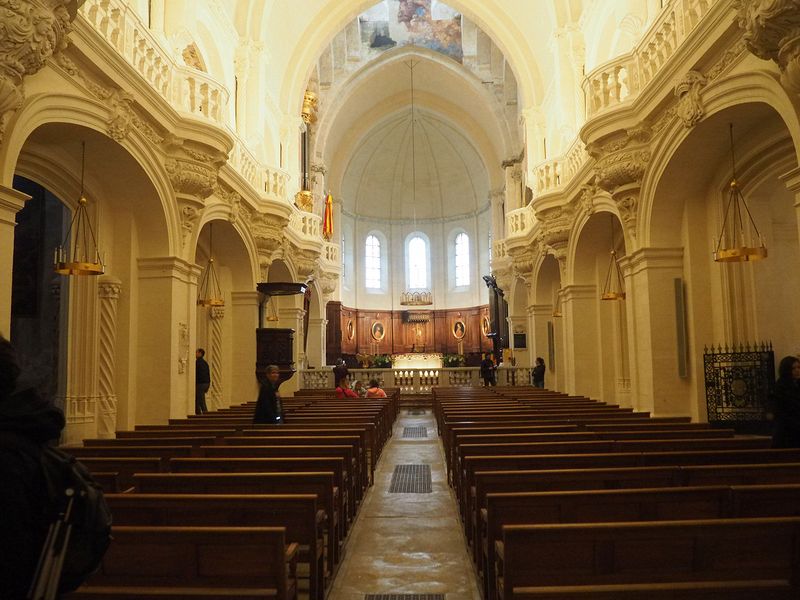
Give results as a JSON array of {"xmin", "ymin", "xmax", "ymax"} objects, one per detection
[{"xmin": 533, "ymin": 254, "xmax": 562, "ymax": 390}]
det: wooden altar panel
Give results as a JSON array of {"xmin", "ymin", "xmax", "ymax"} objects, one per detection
[{"xmin": 325, "ymin": 303, "xmax": 491, "ymax": 361}]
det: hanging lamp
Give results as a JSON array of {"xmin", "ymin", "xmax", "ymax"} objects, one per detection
[
  {"xmin": 54, "ymin": 142, "xmax": 104, "ymax": 276},
  {"xmin": 197, "ymin": 223, "xmax": 224, "ymax": 307},
  {"xmin": 601, "ymin": 215, "xmax": 626, "ymax": 300},
  {"xmin": 713, "ymin": 123, "xmax": 768, "ymax": 262},
  {"xmin": 399, "ymin": 58, "xmax": 433, "ymax": 307}
]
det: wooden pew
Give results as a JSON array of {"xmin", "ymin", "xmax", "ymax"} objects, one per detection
[
  {"xmin": 71, "ymin": 526, "xmax": 297, "ymax": 600},
  {"xmin": 133, "ymin": 472, "xmax": 340, "ymax": 574},
  {"xmin": 106, "ymin": 494, "xmax": 325, "ymax": 600},
  {"xmin": 482, "ymin": 484, "xmax": 800, "ymax": 600},
  {"xmin": 496, "ymin": 517, "xmax": 800, "ymax": 600},
  {"xmin": 512, "ymin": 580, "xmax": 795, "ymax": 599},
  {"xmin": 76, "ymin": 457, "xmax": 163, "ymax": 490}
]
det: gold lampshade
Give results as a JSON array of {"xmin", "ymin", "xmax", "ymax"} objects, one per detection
[
  {"xmin": 197, "ymin": 224, "xmax": 224, "ymax": 307},
  {"xmin": 601, "ymin": 219, "xmax": 626, "ymax": 301},
  {"xmin": 54, "ymin": 143, "xmax": 104, "ymax": 276},
  {"xmin": 713, "ymin": 126, "xmax": 767, "ymax": 263}
]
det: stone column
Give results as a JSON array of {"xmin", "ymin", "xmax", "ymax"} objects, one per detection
[
  {"xmin": 306, "ymin": 317, "xmax": 328, "ymax": 368},
  {"xmin": 137, "ymin": 257, "xmax": 201, "ymax": 422},
  {"xmin": 208, "ymin": 305, "xmax": 225, "ymax": 410},
  {"xmin": 625, "ymin": 248, "xmax": 692, "ymax": 416},
  {"xmin": 96, "ymin": 275, "xmax": 122, "ymax": 438},
  {"xmin": 562, "ymin": 284, "xmax": 599, "ymax": 398},
  {"xmin": 0, "ymin": 185, "xmax": 29, "ymax": 335},
  {"xmin": 278, "ymin": 306, "xmax": 305, "ymax": 396},
  {"xmin": 231, "ymin": 291, "xmax": 259, "ymax": 406},
  {"xmin": 529, "ymin": 302, "xmax": 551, "ymax": 366},
  {"xmin": 779, "ymin": 166, "xmax": 800, "ymax": 243},
  {"xmin": 503, "ymin": 161, "xmax": 523, "ymax": 212},
  {"xmin": 489, "ymin": 188, "xmax": 505, "ymax": 241}
]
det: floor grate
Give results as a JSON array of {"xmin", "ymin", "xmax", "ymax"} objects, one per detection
[
  {"xmin": 406, "ymin": 409, "xmax": 426, "ymax": 415},
  {"xmin": 388, "ymin": 464, "xmax": 432, "ymax": 493},
  {"xmin": 402, "ymin": 426, "xmax": 428, "ymax": 439},
  {"xmin": 366, "ymin": 596, "xmax": 444, "ymax": 600}
]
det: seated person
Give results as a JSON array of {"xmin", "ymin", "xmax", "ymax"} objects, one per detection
[
  {"xmin": 365, "ymin": 378, "xmax": 387, "ymax": 398},
  {"xmin": 335, "ymin": 378, "xmax": 359, "ymax": 399},
  {"xmin": 352, "ymin": 380, "xmax": 366, "ymax": 397}
]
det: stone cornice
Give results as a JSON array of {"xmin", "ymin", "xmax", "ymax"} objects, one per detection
[{"xmin": 137, "ymin": 256, "xmax": 202, "ymax": 283}]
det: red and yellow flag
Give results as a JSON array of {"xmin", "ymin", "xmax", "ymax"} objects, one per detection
[{"xmin": 322, "ymin": 193, "xmax": 333, "ymax": 239}]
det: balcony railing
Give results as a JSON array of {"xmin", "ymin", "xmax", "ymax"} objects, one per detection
[
  {"xmin": 79, "ymin": 0, "xmax": 292, "ymax": 205},
  {"xmin": 533, "ymin": 138, "xmax": 590, "ymax": 197},
  {"xmin": 300, "ymin": 366, "xmax": 534, "ymax": 393},
  {"xmin": 506, "ymin": 204, "xmax": 537, "ymax": 239},
  {"xmin": 582, "ymin": 0, "xmax": 721, "ymax": 118}
]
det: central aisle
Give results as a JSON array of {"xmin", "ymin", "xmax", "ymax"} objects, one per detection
[{"xmin": 328, "ymin": 409, "xmax": 481, "ymax": 600}]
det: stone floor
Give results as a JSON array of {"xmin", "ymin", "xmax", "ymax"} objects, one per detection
[{"xmin": 328, "ymin": 410, "xmax": 481, "ymax": 600}]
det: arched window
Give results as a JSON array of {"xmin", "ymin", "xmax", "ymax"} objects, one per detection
[
  {"xmin": 408, "ymin": 236, "xmax": 428, "ymax": 289},
  {"xmin": 455, "ymin": 232, "xmax": 470, "ymax": 286},
  {"xmin": 365, "ymin": 235, "xmax": 381, "ymax": 289}
]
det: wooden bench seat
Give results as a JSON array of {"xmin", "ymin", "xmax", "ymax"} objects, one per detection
[
  {"xmin": 133, "ymin": 472, "xmax": 340, "ymax": 575},
  {"xmin": 68, "ymin": 585, "xmax": 280, "ymax": 598},
  {"xmin": 74, "ymin": 526, "xmax": 297, "ymax": 600},
  {"xmin": 106, "ymin": 494, "xmax": 325, "ymax": 600},
  {"xmin": 511, "ymin": 579, "xmax": 795, "ymax": 599},
  {"xmin": 496, "ymin": 517, "xmax": 800, "ymax": 600},
  {"xmin": 482, "ymin": 484, "xmax": 800, "ymax": 600},
  {"xmin": 76, "ymin": 456, "xmax": 163, "ymax": 489}
]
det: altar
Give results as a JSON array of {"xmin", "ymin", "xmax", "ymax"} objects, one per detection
[{"xmin": 392, "ymin": 353, "xmax": 442, "ymax": 369}]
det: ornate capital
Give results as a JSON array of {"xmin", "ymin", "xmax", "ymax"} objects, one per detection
[
  {"xmin": 0, "ymin": 0, "xmax": 81, "ymax": 139},
  {"xmin": 320, "ymin": 274, "xmax": 337, "ymax": 296},
  {"xmin": 210, "ymin": 305, "xmax": 225, "ymax": 320},
  {"xmin": 253, "ymin": 212, "xmax": 290, "ymax": 273},
  {"xmin": 98, "ymin": 276, "xmax": 122, "ymax": 300},
  {"xmin": 674, "ymin": 70, "xmax": 707, "ymax": 128},
  {"xmin": 214, "ymin": 181, "xmax": 243, "ymax": 224},
  {"xmin": 293, "ymin": 247, "xmax": 321, "ymax": 282},
  {"xmin": 736, "ymin": 0, "xmax": 800, "ymax": 93}
]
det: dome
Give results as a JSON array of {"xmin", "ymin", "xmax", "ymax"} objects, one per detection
[{"xmin": 341, "ymin": 108, "xmax": 490, "ymax": 221}]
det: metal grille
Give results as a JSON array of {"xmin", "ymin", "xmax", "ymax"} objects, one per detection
[
  {"xmin": 388, "ymin": 464, "xmax": 432, "ymax": 493},
  {"xmin": 406, "ymin": 409, "xmax": 426, "ymax": 415},
  {"xmin": 364, "ymin": 594, "xmax": 444, "ymax": 600},
  {"xmin": 703, "ymin": 342, "xmax": 774, "ymax": 424},
  {"xmin": 402, "ymin": 426, "xmax": 428, "ymax": 439}
]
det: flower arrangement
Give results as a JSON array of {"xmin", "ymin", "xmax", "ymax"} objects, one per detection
[
  {"xmin": 442, "ymin": 353, "xmax": 465, "ymax": 367},
  {"xmin": 372, "ymin": 354, "xmax": 393, "ymax": 368}
]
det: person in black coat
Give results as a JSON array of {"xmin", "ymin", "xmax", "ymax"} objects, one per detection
[
  {"xmin": 0, "ymin": 335, "xmax": 66, "ymax": 599},
  {"xmin": 195, "ymin": 348, "xmax": 210, "ymax": 414},
  {"xmin": 772, "ymin": 355, "xmax": 800, "ymax": 448},
  {"xmin": 254, "ymin": 364, "xmax": 283, "ymax": 424},
  {"xmin": 332, "ymin": 358, "xmax": 348, "ymax": 389},
  {"xmin": 532, "ymin": 357, "xmax": 546, "ymax": 388},
  {"xmin": 480, "ymin": 353, "xmax": 497, "ymax": 387}
]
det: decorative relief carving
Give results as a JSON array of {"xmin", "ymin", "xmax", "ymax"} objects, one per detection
[
  {"xmin": 674, "ymin": 70, "xmax": 707, "ymax": 128},
  {"xmin": 589, "ymin": 127, "xmax": 652, "ymax": 193},
  {"xmin": 214, "ymin": 181, "xmax": 243, "ymax": 224},
  {"xmin": 579, "ymin": 183, "xmax": 599, "ymax": 216},
  {"xmin": 53, "ymin": 52, "xmax": 166, "ymax": 144},
  {"xmin": 613, "ymin": 187, "xmax": 640, "ymax": 242},
  {"xmin": 735, "ymin": 0, "xmax": 800, "ymax": 93},
  {"xmin": 0, "ymin": 0, "xmax": 79, "ymax": 139},
  {"xmin": 165, "ymin": 157, "xmax": 217, "ymax": 198}
]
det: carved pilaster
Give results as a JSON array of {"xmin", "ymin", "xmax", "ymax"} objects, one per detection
[
  {"xmin": 208, "ymin": 305, "xmax": 224, "ymax": 411},
  {"xmin": 97, "ymin": 275, "xmax": 121, "ymax": 438},
  {"xmin": 735, "ymin": 0, "xmax": 800, "ymax": 94},
  {"xmin": 0, "ymin": 0, "xmax": 81, "ymax": 141}
]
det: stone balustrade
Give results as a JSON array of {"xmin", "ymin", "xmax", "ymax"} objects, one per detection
[
  {"xmin": 506, "ymin": 204, "xmax": 537, "ymax": 239},
  {"xmin": 300, "ymin": 366, "xmax": 533, "ymax": 392},
  {"xmin": 80, "ymin": 0, "xmax": 292, "ymax": 205},
  {"xmin": 81, "ymin": 0, "xmax": 229, "ymax": 123},
  {"xmin": 583, "ymin": 0, "xmax": 720, "ymax": 118},
  {"xmin": 492, "ymin": 239, "xmax": 507, "ymax": 261},
  {"xmin": 289, "ymin": 210, "xmax": 322, "ymax": 241},
  {"xmin": 321, "ymin": 241, "xmax": 340, "ymax": 266},
  {"xmin": 533, "ymin": 138, "xmax": 590, "ymax": 196}
]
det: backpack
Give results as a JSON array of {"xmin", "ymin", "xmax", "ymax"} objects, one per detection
[
  {"xmin": 0, "ymin": 432, "xmax": 112, "ymax": 595},
  {"xmin": 37, "ymin": 444, "xmax": 113, "ymax": 593}
]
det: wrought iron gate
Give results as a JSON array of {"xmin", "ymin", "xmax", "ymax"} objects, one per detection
[{"xmin": 703, "ymin": 342, "xmax": 774, "ymax": 425}]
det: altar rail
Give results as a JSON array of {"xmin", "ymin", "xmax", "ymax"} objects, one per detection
[{"xmin": 300, "ymin": 367, "xmax": 533, "ymax": 393}]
